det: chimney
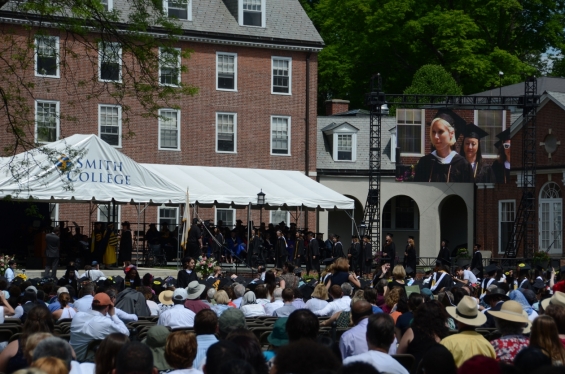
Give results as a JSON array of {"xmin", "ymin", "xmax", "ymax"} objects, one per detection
[{"xmin": 325, "ymin": 99, "xmax": 350, "ymax": 116}]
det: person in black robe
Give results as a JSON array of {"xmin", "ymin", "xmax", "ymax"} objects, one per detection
[
  {"xmin": 414, "ymin": 113, "xmax": 473, "ymax": 183},
  {"xmin": 306, "ymin": 232, "xmax": 320, "ymax": 278},
  {"xmin": 361, "ymin": 235, "xmax": 373, "ymax": 275},
  {"xmin": 517, "ymin": 265, "xmax": 533, "ymax": 290},
  {"xmin": 211, "ymin": 226, "xmax": 224, "ymax": 263},
  {"xmin": 275, "ymin": 230, "xmax": 287, "ymax": 268},
  {"xmin": 348, "ymin": 235, "xmax": 360, "ymax": 273},
  {"xmin": 187, "ymin": 218, "xmax": 202, "ymax": 258},
  {"xmin": 332, "ymin": 235, "xmax": 345, "ymax": 258},
  {"xmin": 470, "ymin": 244, "xmax": 483, "ymax": 279},
  {"xmin": 459, "ymin": 123, "xmax": 496, "ymax": 183},
  {"xmin": 491, "ymin": 128, "xmax": 511, "ymax": 184},
  {"xmin": 176, "ymin": 256, "xmax": 198, "ymax": 288},
  {"xmin": 404, "ymin": 236, "xmax": 417, "ymax": 277},
  {"xmin": 293, "ymin": 231, "xmax": 304, "ymax": 266},
  {"xmin": 383, "ymin": 233, "xmax": 396, "ymax": 266},
  {"xmin": 437, "ymin": 240, "xmax": 451, "ymax": 267},
  {"xmin": 118, "ymin": 221, "xmax": 133, "ymax": 264}
]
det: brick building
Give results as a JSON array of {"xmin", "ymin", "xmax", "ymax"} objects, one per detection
[{"xmin": 0, "ymin": 0, "xmax": 324, "ymax": 237}]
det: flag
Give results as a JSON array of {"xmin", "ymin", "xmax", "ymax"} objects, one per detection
[{"xmin": 180, "ymin": 189, "xmax": 190, "ymax": 250}]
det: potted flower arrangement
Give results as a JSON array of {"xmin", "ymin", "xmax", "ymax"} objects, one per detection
[
  {"xmin": 532, "ymin": 250, "xmax": 551, "ymax": 269},
  {"xmin": 194, "ymin": 256, "xmax": 217, "ymax": 279},
  {"xmin": 0, "ymin": 254, "xmax": 14, "ymax": 276}
]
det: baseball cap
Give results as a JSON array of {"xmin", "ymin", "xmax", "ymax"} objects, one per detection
[
  {"xmin": 91, "ymin": 261, "xmax": 99, "ymax": 266},
  {"xmin": 57, "ymin": 287, "xmax": 69, "ymax": 296},
  {"xmin": 92, "ymin": 293, "xmax": 113, "ymax": 307},
  {"xmin": 173, "ymin": 288, "xmax": 189, "ymax": 301}
]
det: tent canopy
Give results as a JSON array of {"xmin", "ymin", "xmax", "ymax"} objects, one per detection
[
  {"xmin": 143, "ymin": 164, "xmax": 354, "ymax": 210},
  {"xmin": 0, "ymin": 134, "xmax": 186, "ymax": 204}
]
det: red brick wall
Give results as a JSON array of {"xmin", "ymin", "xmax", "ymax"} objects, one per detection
[
  {"xmin": 325, "ymin": 100, "xmax": 349, "ymax": 116},
  {"xmin": 0, "ymin": 25, "xmax": 319, "ymax": 232}
]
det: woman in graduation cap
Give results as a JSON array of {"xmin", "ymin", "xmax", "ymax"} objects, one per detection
[
  {"xmin": 414, "ymin": 113, "xmax": 473, "ymax": 183},
  {"xmin": 459, "ymin": 123, "xmax": 496, "ymax": 183},
  {"xmin": 491, "ymin": 128, "xmax": 511, "ymax": 183}
]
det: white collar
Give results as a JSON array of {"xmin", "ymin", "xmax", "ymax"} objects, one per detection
[{"xmin": 431, "ymin": 150, "xmax": 457, "ymax": 164}]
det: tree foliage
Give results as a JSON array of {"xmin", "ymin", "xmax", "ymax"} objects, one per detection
[
  {"xmin": 0, "ymin": 0, "xmax": 198, "ymax": 156},
  {"xmin": 307, "ymin": 0, "xmax": 565, "ymax": 111},
  {"xmin": 404, "ymin": 64, "xmax": 463, "ymax": 96}
]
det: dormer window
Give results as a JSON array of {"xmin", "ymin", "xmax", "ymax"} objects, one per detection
[
  {"xmin": 164, "ymin": 0, "xmax": 192, "ymax": 21},
  {"xmin": 239, "ymin": 0, "xmax": 265, "ymax": 27},
  {"xmin": 100, "ymin": 0, "xmax": 113, "ymax": 11},
  {"xmin": 322, "ymin": 122, "xmax": 359, "ymax": 162}
]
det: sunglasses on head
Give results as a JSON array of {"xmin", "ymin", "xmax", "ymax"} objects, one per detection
[{"xmin": 503, "ymin": 143, "xmax": 511, "ymax": 149}]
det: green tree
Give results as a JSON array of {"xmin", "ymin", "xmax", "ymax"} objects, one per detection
[
  {"xmin": 308, "ymin": 0, "xmax": 565, "ymax": 112},
  {"xmin": 404, "ymin": 64, "xmax": 463, "ymax": 96}
]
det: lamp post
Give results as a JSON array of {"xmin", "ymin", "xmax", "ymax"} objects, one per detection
[
  {"xmin": 358, "ymin": 221, "xmax": 367, "ymax": 238},
  {"xmin": 257, "ymin": 189, "xmax": 266, "ymax": 226},
  {"xmin": 499, "ymin": 71, "xmax": 504, "ymax": 96}
]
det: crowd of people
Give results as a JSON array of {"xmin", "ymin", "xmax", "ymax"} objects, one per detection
[{"xmin": 0, "ymin": 250, "xmax": 563, "ymax": 374}]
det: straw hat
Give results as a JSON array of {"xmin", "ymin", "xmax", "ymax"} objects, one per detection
[
  {"xmin": 158, "ymin": 290, "xmax": 174, "ymax": 306},
  {"xmin": 541, "ymin": 291, "xmax": 565, "ymax": 310},
  {"xmin": 446, "ymin": 296, "xmax": 487, "ymax": 326},
  {"xmin": 488, "ymin": 300, "xmax": 531, "ymax": 333}
]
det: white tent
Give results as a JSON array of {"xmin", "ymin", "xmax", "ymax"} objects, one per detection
[
  {"xmin": 0, "ymin": 134, "xmax": 185, "ymax": 204},
  {"xmin": 142, "ymin": 164, "xmax": 354, "ymax": 210}
]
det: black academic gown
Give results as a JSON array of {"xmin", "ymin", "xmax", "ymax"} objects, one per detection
[
  {"xmin": 275, "ymin": 236, "xmax": 287, "ymax": 268},
  {"xmin": 333, "ymin": 242, "xmax": 346, "ymax": 258},
  {"xmin": 349, "ymin": 242, "xmax": 360, "ymax": 271},
  {"xmin": 491, "ymin": 160, "xmax": 510, "ymax": 184},
  {"xmin": 405, "ymin": 244, "xmax": 417, "ymax": 274},
  {"xmin": 414, "ymin": 153, "xmax": 473, "ymax": 183},
  {"xmin": 470, "ymin": 251, "xmax": 483, "ymax": 278},
  {"xmin": 437, "ymin": 246, "xmax": 451, "ymax": 266},
  {"xmin": 472, "ymin": 160, "xmax": 496, "ymax": 183},
  {"xmin": 362, "ymin": 242, "xmax": 372, "ymax": 273},
  {"xmin": 384, "ymin": 241, "xmax": 396, "ymax": 266}
]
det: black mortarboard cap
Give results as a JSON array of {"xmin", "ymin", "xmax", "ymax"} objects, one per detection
[
  {"xmin": 496, "ymin": 128, "xmax": 511, "ymax": 142},
  {"xmin": 532, "ymin": 279, "xmax": 546, "ymax": 289},
  {"xmin": 408, "ymin": 236, "xmax": 414, "ymax": 240},
  {"xmin": 485, "ymin": 264, "xmax": 498, "ymax": 274},
  {"xmin": 519, "ymin": 265, "xmax": 531, "ymax": 273},
  {"xmin": 432, "ymin": 108, "xmax": 467, "ymax": 139},
  {"xmin": 386, "ymin": 233, "xmax": 394, "ymax": 238},
  {"xmin": 462, "ymin": 123, "xmax": 489, "ymax": 140},
  {"xmin": 351, "ymin": 235, "xmax": 358, "ymax": 239}
]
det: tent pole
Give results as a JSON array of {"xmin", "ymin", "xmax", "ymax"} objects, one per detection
[
  {"xmin": 177, "ymin": 203, "xmax": 182, "ymax": 271},
  {"xmin": 136, "ymin": 203, "xmax": 140, "ymax": 268},
  {"xmin": 248, "ymin": 202, "xmax": 252, "ymax": 273}
]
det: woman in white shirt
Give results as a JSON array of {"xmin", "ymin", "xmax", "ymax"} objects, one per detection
[
  {"xmin": 142, "ymin": 287, "xmax": 160, "ymax": 316},
  {"xmin": 305, "ymin": 284, "xmax": 329, "ymax": 313},
  {"xmin": 51, "ymin": 292, "xmax": 77, "ymax": 320},
  {"xmin": 4, "ymin": 261, "xmax": 16, "ymax": 284},
  {"xmin": 240, "ymin": 291, "xmax": 266, "ymax": 317}
]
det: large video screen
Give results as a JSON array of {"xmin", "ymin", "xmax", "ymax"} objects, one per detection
[{"xmin": 395, "ymin": 108, "xmax": 511, "ymax": 183}]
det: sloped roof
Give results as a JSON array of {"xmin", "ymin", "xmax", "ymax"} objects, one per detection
[
  {"xmin": 510, "ymin": 91, "xmax": 565, "ymax": 136},
  {"xmin": 321, "ymin": 122, "xmax": 359, "ymax": 133},
  {"xmin": 1, "ymin": 0, "xmax": 324, "ymax": 48},
  {"xmin": 472, "ymin": 77, "xmax": 565, "ymax": 96}
]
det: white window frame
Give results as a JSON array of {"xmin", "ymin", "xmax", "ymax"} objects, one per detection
[
  {"xmin": 538, "ymin": 182, "xmax": 562, "ymax": 255},
  {"xmin": 238, "ymin": 0, "xmax": 266, "ymax": 28},
  {"xmin": 163, "ymin": 0, "xmax": 192, "ymax": 21},
  {"xmin": 159, "ymin": 47, "xmax": 181, "ymax": 87},
  {"xmin": 332, "ymin": 132, "xmax": 357, "ymax": 162},
  {"xmin": 49, "ymin": 203, "xmax": 59, "ymax": 223},
  {"xmin": 97, "ymin": 204, "xmax": 121, "ymax": 229},
  {"xmin": 270, "ymin": 115, "xmax": 291, "ymax": 156},
  {"xmin": 271, "ymin": 57, "xmax": 292, "ymax": 95},
  {"xmin": 270, "ymin": 209, "xmax": 290, "ymax": 226},
  {"xmin": 158, "ymin": 109, "xmax": 181, "ymax": 151},
  {"xmin": 34, "ymin": 36, "xmax": 60, "ymax": 78},
  {"xmin": 101, "ymin": 0, "xmax": 113, "ymax": 11},
  {"xmin": 35, "ymin": 100, "xmax": 60, "ymax": 144},
  {"xmin": 474, "ymin": 110, "xmax": 507, "ymax": 159},
  {"xmin": 158, "ymin": 207, "xmax": 179, "ymax": 227},
  {"xmin": 98, "ymin": 41, "xmax": 122, "ymax": 83},
  {"xmin": 216, "ymin": 52, "xmax": 238, "ymax": 92},
  {"xmin": 396, "ymin": 108, "xmax": 425, "ymax": 157},
  {"xmin": 216, "ymin": 112, "xmax": 237, "ymax": 154},
  {"xmin": 498, "ymin": 199, "xmax": 516, "ymax": 254},
  {"xmin": 215, "ymin": 208, "xmax": 236, "ymax": 229},
  {"xmin": 98, "ymin": 104, "xmax": 122, "ymax": 148}
]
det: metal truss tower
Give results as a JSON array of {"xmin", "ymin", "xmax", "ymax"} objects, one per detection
[{"xmin": 504, "ymin": 77, "xmax": 538, "ymax": 258}]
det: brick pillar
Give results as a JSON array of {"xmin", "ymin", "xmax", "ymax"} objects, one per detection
[{"xmin": 325, "ymin": 99, "xmax": 350, "ymax": 115}]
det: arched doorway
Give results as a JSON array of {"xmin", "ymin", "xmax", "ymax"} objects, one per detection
[
  {"xmin": 381, "ymin": 195, "xmax": 420, "ymax": 262},
  {"xmin": 327, "ymin": 195, "xmax": 364, "ymax": 249},
  {"xmin": 539, "ymin": 182, "xmax": 562, "ymax": 255},
  {"xmin": 439, "ymin": 195, "xmax": 468, "ymax": 257}
]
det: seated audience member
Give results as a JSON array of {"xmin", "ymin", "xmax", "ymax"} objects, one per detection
[
  {"xmin": 254, "ymin": 285, "xmax": 271, "ymax": 308},
  {"xmin": 396, "ymin": 292, "xmax": 423, "ymax": 337},
  {"xmin": 264, "ymin": 318, "xmax": 289, "ymax": 361},
  {"xmin": 114, "ymin": 342, "xmax": 157, "ymax": 374},
  {"xmin": 488, "ymin": 300, "xmax": 530, "ymax": 363},
  {"xmin": 544, "ymin": 304, "xmax": 565, "ymax": 347},
  {"xmin": 165, "ymin": 331, "xmax": 202, "ymax": 374},
  {"xmin": 81, "ymin": 262, "xmax": 105, "ymax": 282},
  {"xmin": 157, "ymin": 290, "xmax": 174, "ymax": 315},
  {"xmin": 273, "ymin": 288, "xmax": 296, "ymax": 317},
  {"xmin": 482, "ymin": 287, "xmax": 509, "ymax": 328},
  {"xmin": 31, "ymin": 337, "xmax": 73, "ymax": 372},
  {"xmin": 529, "ymin": 315, "xmax": 565, "ymax": 365},
  {"xmin": 313, "ymin": 284, "xmax": 351, "ymax": 317},
  {"xmin": 513, "ymin": 347, "xmax": 552, "ymax": 373},
  {"xmin": 363, "ymin": 288, "xmax": 384, "ymax": 314},
  {"xmin": 141, "ymin": 326, "xmax": 171, "ymax": 372},
  {"xmin": 440, "ymin": 296, "xmax": 496, "ymax": 367},
  {"xmin": 0, "ymin": 306, "xmax": 55, "ymax": 374},
  {"xmin": 272, "ymin": 339, "xmax": 341, "ymax": 374},
  {"xmin": 211, "ymin": 290, "xmax": 233, "ymax": 317},
  {"xmin": 193, "ymin": 310, "xmax": 219, "ymax": 370},
  {"xmin": 285, "ymin": 309, "xmax": 319, "ymax": 342},
  {"xmin": 263, "ymin": 288, "xmax": 284, "ymax": 316},
  {"xmin": 185, "ymin": 282, "xmax": 210, "ymax": 314},
  {"xmin": 291, "ymin": 288, "xmax": 306, "ymax": 310},
  {"xmin": 340, "ymin": 300, "xmax": 374, "ymax": 360},
  {"xmin": 342, "ymin": 313, "xmax": 409, "ymax": 374},
  {"xmin": 224, "ymin": 329, "xmax": 268, "ymax": 374},
  {"xmin": 104, "ymin": 289, "xmax": 138, "ymax": 323},
  {"xmin": 69, "ymin": 293, "xmax": 129, "ymax": 362},
  {"xmin": 48, "ymin": 287, "xmax": 72, "ymax": 313},
  {"xmin": 72, "ymin": 284, "xmax": 95, "ymax": 312},
  {"xmin": 305, "ymin": 284, "xmax": 329, "ymax": 313},
  {"xmin": 240, "ymin": 292, "xmax": 266, "ymax": 317},
  {"xmin": 418, "ymin": 344, "xmax": 457, "ymax": 374},
  {"xmin": 158, "ymin": 289, "xmax": 196, "ymax": 329},
  {"xmin": 202, "ymin": 341, "xmax": 241, "ymax": 374},
  {"xmin": 52, "ymin": 292, "xmax": 76, "ymax": 321},
  {"xmin": 79, "ymin": 333, "xmax": 129, "ymax": 374},
  {"xmin": 23, "ymin": 333, "xmax": 54, "ymax": 364},
  {"xmin": 218, "ymin": 308, "xmax": 247, "ymax": 339},
  {"xmin": 31, "ymin": 357, "xmax": 68, "ymax": 374},
  {"xmin": 231, "ymin": 284, "xmax": 245, "ymax": 308}
]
